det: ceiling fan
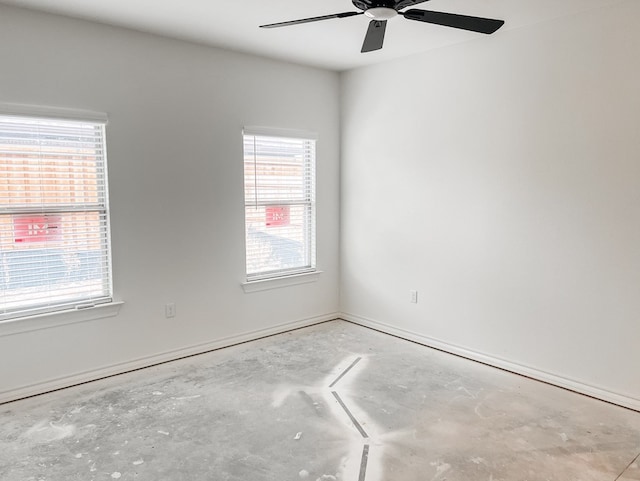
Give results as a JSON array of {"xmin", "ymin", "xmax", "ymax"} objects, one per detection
[{"xmin": 260, "ymin": 0, "xmax": 505, "ymax": 53}]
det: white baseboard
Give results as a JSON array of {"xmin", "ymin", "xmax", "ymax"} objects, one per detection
[
  {"xmin": 0, "ymin": 312, "xmax": 339, "ymax": 405},
  {"xmin": 340, "ymin": 312, "xmax": 640, "ymax": 413},
  {"xmin": 6, "ymin": 311, "xmax": 639, "ymax": 413}
]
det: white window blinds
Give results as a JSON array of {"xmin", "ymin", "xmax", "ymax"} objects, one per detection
[
  {"xmin": 0, "ymin": 114, "xmax": 112, "ymax": 320},
  {"xmin": 243, "ymin": 128, "xmax": 316, "ymax": 280}
]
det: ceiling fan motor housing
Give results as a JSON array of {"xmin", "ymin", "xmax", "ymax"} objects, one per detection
[{"xmin": 352, "ymin": 0, "xmax": 399, "ymax": 12}]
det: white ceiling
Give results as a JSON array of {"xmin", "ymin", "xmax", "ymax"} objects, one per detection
[{"xmin": 0, "ymin": 0, "xmax": 622, "ymax": 71}]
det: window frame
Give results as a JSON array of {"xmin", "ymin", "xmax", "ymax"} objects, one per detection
[
  {"xmin": 242, "ymin": 127, "xmax": 317, "ymax": 284},
  {"xmin": 0, "ymin": 104, "xmax": 114, "ymax": 322}
]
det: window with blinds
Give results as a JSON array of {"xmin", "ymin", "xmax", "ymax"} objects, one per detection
[
  {"xmin": 0, "ymin": 113, "xmax": 112, "ymax": 320},
  {"xmin": 243, "ymin": 128, "xmax": 316, "ymax": 281}
]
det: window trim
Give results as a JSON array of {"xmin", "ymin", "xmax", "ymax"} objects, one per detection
[
  {"xmin": 242, "ymin": 126, "xmax": 317, "ymax": 283},
  {"xmin": 243, "ymin": 126, "xmax": 318, "ymax": 141},
  {"xmin": 241, "ymin": 270, "xmax": 322, "ymax": 293},
  {"xmin": 0, "ymin": 104, "xmax": 114, "ymax": 322},
  {"xmin": 0, "ymin": 102, "xmax": 108, "ymax": 124},
  {"xmin": 0, "ymin": 301, "xmax": 123, "ymax": 337}
]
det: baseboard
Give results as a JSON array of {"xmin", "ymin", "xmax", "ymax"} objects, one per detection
[
  {"xmin": 0, "ymin": 312, "xmax": 339, "ymax": 405},
  {"xmin": 340, "ymin": 312, "xmax": 640, "ymax": 413},
  {"xmin": 7, "ymin": 311, "xmax": 639, "ymax": 412}
]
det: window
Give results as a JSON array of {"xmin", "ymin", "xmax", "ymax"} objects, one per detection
[
  {"xmin": 0, "ymin": 112, "xmax": 112, "ymax": 320},
  {"xmin": 243, "ymin": 128, "xmax": 316, "ymax": 281}
]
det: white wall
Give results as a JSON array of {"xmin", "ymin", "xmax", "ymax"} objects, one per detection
[
  {"xmin": 2, "ymin": 1, "xmax": 639, "ymax": 410},
  {"xmin": 340, "ymin": 1, "xmax": 640, "ymax": 408},
  {"xmin": 0, "ymin": 5, "xmax": 341, "ymax": 401}
]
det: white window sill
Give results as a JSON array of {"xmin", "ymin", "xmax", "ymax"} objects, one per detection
[
  {"xmin": 242, "ymin": 271, "xmax": 322, "ymax": 293},
  {"xmin": 0, "ymin": 301, "xmax": 124, "ymax": 337}
]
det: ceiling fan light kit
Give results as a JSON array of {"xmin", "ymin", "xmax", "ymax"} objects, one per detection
[
  {"xmin": 364, "ymin": 7, "xmax": 398, "ymax": 21},
  {"xmin": 260, "ymin": 0, "xmax": 505, "ymax": 53}
]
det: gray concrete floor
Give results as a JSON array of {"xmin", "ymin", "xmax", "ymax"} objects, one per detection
[{"xmin": 1, "ymin": 320, "xmax": 639, "ymax": 481}]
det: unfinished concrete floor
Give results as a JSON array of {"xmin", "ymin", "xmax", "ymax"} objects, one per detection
[{"xmin": 1, "ymin": 320, "xmax": 639, "ymax": 481}]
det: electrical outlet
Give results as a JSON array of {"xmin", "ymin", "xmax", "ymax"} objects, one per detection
[
  {"xmin": 165, "ymin": 303, "xmax": 176, "ymax": 318},
  {"xmin": 410, "ymin": 290, "xmax": 418, "ymax": 304}
]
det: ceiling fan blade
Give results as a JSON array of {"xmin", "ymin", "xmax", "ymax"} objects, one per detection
[
  {"xmin": 260, "ymin": 11, "xmax": 362, "ymax": 29},
  {"xmin": 361, "ymin": 20, "xmax": 387, "ymax": 53},
  {"xmin": 402, "ymin": 9, "xmax": 504, "ymax": 34},
  {"xmin": 394, "ymin": 0, "xmax": 431, "ymax": 10}
]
